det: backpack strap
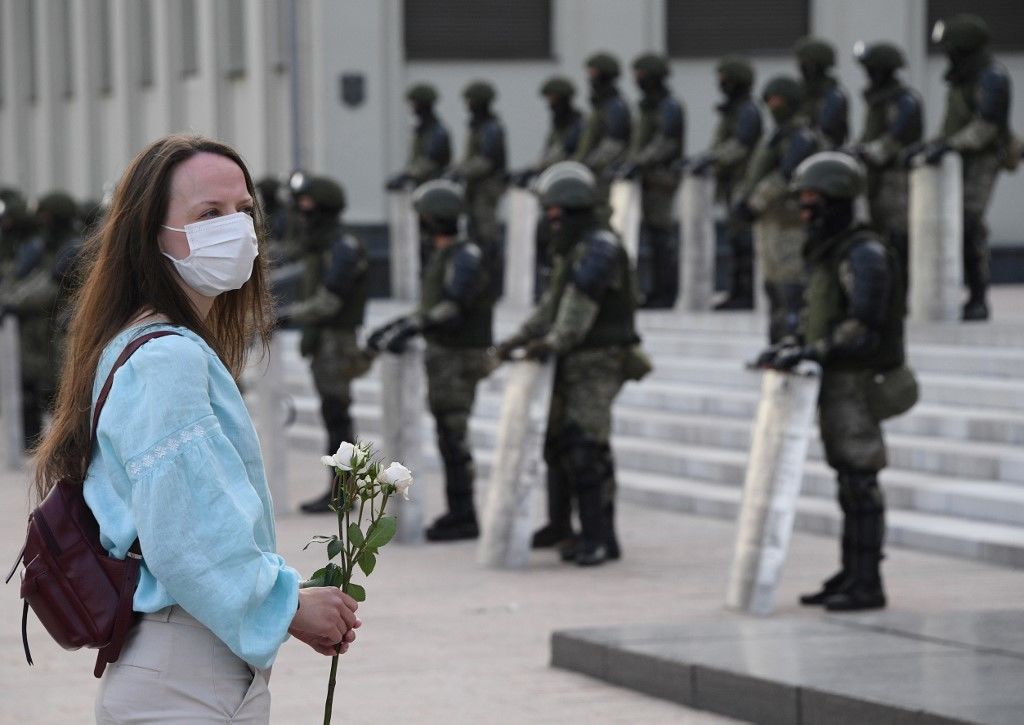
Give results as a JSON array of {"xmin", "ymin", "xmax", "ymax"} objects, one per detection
[{"xmin": 88, "ymin": 329, "xmax": 180, "ymax": 678}]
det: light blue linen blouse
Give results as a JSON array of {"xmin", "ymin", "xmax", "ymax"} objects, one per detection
[{"xmin": 83, "ymin": 323, "xmax": 300, "ymax": 670}]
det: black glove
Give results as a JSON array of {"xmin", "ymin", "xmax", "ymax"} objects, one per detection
[
  {"xmin": 614, "ymin": 161, "xmax": 639, "ymax": 180},
  {"xmin": 384, "ymin": 316, "xmax": 421, "ymax": 354},
  {"xmin": 923, "ymin": 140, "xmax": 951, "ymax": 166},
  {"xmin": 732, "ymin": 200, "xmax": 757, "ymax": 224},
  {"xmin": 492, "ymin": 339, "xmax": 522, "ymax": 362},
  {"xmin": 898, "ymin": 141, "xmax": 926, "ymax": 169},
  {"xmin": 508, "ymin": 169, "xmax": 535, "ymax": 188},
  {"xmin": 366, "ymin": 317, "xmax": 404, "ymax": 353},
  {"xmin": 385, "ymin": 173, "xmax": 411, "ymax": 191},
  {"xmin": 523, "ymin": 338, "xmax": 555, "ymax": 362},
  {"xmin": 688, "ymin": 154, "xmax": 714, "ymax": 176}
]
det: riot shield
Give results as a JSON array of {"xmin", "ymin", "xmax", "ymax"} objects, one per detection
[
  {"xmin": 609, "ymin": 179, "xmax": 642, "ymax": 263},
  {"xmin": 726, "ymin": 364, "xmax": 820, "ymax": 615},
  {"xmin": 503, "ymin": 188, "xmax": 540, "ymax": 309},
  {"xmin": 381, "ymin": 341, "xmax": 425, "ymax": 543},
  {"xmin": 478, "ymin": 359, "xmax": 555, "ymax": 568},
  {"xmin": 387, "ymin": 190, "xmax": 420, "ymax": 302},
  {"xmin": 909, "ymin": 153, "xmax": 963, "ymax": 322},
  {"xmin": 0, "ymin": 315, "xmax": 23, "ymax": 469},
  {"xmin": 677, "ymin": 172, "xmax": 716, "ymax": 311}
]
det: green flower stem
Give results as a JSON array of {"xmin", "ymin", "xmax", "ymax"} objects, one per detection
[{"xmin": 324, "ymin": 471, "xmax": 352, "ymax": 725}]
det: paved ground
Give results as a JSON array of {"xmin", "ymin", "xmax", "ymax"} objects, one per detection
[{"xmin": 4, "ymin": 447, "xmax": 1024, "ymax": 724}]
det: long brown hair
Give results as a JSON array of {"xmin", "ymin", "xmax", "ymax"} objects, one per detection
[{"xmin": 32, "ymin": 134, "xmax": 273, "ymax": 500}]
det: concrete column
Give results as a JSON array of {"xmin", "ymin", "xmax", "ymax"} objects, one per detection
[
  {"xmin": 909, "ymin": 153, "xmax": 963, "ymax": 322},
  {"xmin": 502, "ymin": 188, "xmax": 540, "ymax": 309},
  {"xmin": 380, "ymin": 345, "xmax": 424, "ymax": 544},
  {"xmin": 676, "ymin": 172, "xmax": 716, "ymax": 311},
  {"xmin": 726, "ymin": 365, "xmax": 820, "ymax": 616},
  {"xmin": 478, "ymin": 360, "xmax": 555, "ymax": 569},
  {"xmin": 609, "ymin": 179, "xmax": 642, "ymax": 263},
  {"xmin": 0, "ymin": 317, "xmax": 24, "ymax": 470}
]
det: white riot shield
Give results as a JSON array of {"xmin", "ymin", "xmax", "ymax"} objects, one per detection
[
  {"xmin": 909, "ymin": 153, "xmax": 963, "ymax": 322},
  {"xmin": 387, "ymin": 190, "xmax": 420, "ymax": 302},
  {"xmin": 1, "ymin": 315, "xmax": 24, "ymax": 469},
  {"xmin": 503, "ymin": 188, "xmax": 540, "ymax": 309},
  {"xmin": 381, "ymin": 342, "xmax": 425, "ymax": 543},
  {"xmin": 726, "ymin": 364, "xmax": 820, "ymax": 615},
  {"xmin": 478, "ymin": 360, "xmax": 555, "ymax": 569},
  {"xmin": 609, "ymin": 180, "xmax": 642, "ymax": 263},
  {"xmin": 677, "ymin": 172, "xmax": 716, "ymax": 311},
  {"xmin": 252, "ymin": 334, "xmax": 289, "ymax": 511}
]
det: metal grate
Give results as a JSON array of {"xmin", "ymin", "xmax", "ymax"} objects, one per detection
[
  {"xmin": 404, "ymin": 0, "xmax": 552, "ymax": 60},
  {"xmin": 666, "ymin": 0, "xmax": 809, "ymax": 57}
]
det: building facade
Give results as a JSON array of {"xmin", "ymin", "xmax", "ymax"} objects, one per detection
[{"xmin": 1, "ymin": 0, "xmax": 1022, "ymax": 253}]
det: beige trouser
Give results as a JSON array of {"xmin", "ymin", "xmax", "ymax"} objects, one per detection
[{"xmin": 95, "ymin": 606, "xmax": 271, "ymax": 724}]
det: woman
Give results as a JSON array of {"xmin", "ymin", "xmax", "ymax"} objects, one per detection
[{"xmin": 32, "ymin": 134, "xmax": 360, "ymax": 723}]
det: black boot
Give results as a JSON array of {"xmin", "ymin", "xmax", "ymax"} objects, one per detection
[
  {"xmin": 571, "ymin": 451, "xmax": 609, "ymax": 567},
  {"xmin": 300, "ymin": 488, "xmax": 336, "ymax": 514},
  {"xmin": 801, "ymin": 475, "xmax": 853, "ymax": 605},
  {"xmin": 962, "ymin": 295, "xmax": 989, "ymax": 322},
  {"xmin": 426, "ymin": 451, "xmax": 479, "ymax": 542},
  {"xmin": 825, "ymin": 471, "xmax": 886, "ymax": 612},
  {"xmin": 604, "ymin": 503, "xmax": 621, "ymax": 561},
  {"xmin": 799, "ymin": 570, "xmax": 848, "ymax": 606},
  {"xmin": 532, "ymin": 467, "xmax": 575, "ymax": 548}
]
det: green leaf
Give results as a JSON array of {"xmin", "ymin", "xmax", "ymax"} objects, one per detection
[
  {"xmin": 300, "ymin": 576, "xmax": 325, "ymax": 588},
  {"xmin": 358, "ymin": 552, "xmax": 376, "ymax": 576},
  {"xmin": 347, "ymin": 523, "xmax": 365, "ymax": 547},
  {"xmin": 345, "ymin": 582, "xmax": 366, "ymax": 602},
  {"xmin": 302, "ymin": 534, "xmax": 334, "ymax": 550},
  {"xmin": 324, "ymin": 563, "xmax": 344, "ymax": 588},
  {"xmin": 365, "ymin": 516, "xmax": 397, "ymax": 549},
  {"xmin": 310, "ymin": 566, "xmax": 327, "ymax": 579},
  {"xmin": 327, "ymin": 538, "xmax": 344, "ymax": 560}
]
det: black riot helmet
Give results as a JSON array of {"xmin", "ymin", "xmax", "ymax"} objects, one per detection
[
  {"xmin": 540, "ymin": 76, "xmax": 576, "ymax": 116},
  {"xmin": 932, "ymin": 14, "xmax": 990, "ymax": 64},
  {"xmin": 791, "ymin": 152, "xmax": 865, "ymax": 241},
  {"xmin": 406, "ymin": 83, "xmax": 439, "ymax": 118},
  {"xmin": 412, "ymin": 179, "xmax": 463, "ymax": 236},
  {"xmin": 762, "ymin": 75, "xmax": 804, "ymax": 124},
  {"xmin": 292, "ymin": 174, "xmax": 346, "ymax": 218},
  {"xmin": 632, "ymin": 53, "xmax": 669, "ymax": 93},
  {"xmin": 716, "ymin": 56, "xmax": 754, "ymax": 98},
  {"xmin": 794, "ymin": 36, "xmax": 837, "ymax": 83},
  {"xmin": 854, "ymin": 40, "xmax": 905, "ymax": 87},
  {"xmin": 463, "ymin": 80, "xmax": 496, "ymax": 117},
  {"xmin": 586, "ymin": 52, "xmax": 621, "ymax": 95},
  {"xmin": 36, "ymin": 191, "xmax": 78, "ymax": 229},
  {"xmin": 535, "ymin": 161, "xmax": 597, "ymax": 210}
]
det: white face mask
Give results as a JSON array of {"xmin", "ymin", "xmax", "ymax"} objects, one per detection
[{"xmin": 161, "ymin": 211, "xmax": 259, "ymax": 297}]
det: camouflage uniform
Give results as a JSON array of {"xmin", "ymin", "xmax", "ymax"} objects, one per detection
[
  {"xmin": 281, "ymin": 177, "xmax": 371, "ymax": 513},
  {"xmin": 695, "ymin": 57, "xmax": 763, "ymax": 310},
  {"xmin": 453, "ymin": 81, "xmax": 507, "ymax": 264},
  {"xmin": 367, "ymin": 180, "xmax": 494, "ymax": 541},
  {"xmin": 387, "ymin": 84, "xmax": 452, "ymax": 189},
  {"xmin": 850, "ymin": 43, "xmax": 923, "ymax": 291},
  {"xmin": 735, "ymin": 76, "xmax": 818, "ymax": 342},
  {"xmin": 1, "ymin": 192, "xmax": 80, "ymax": 446},
  {"xmin": 625, "ymin": 53, "xmax": 685, "ymax": 308},
  {"xmin": 795, "ymin": 37, "xmax": 849, "ymax": 149},
  {"xmin": 574, "ymin": 53, "xmax": 632, "ymax": 205},
  {"xmin": 928, "ymin": 14, "xmax": 1015, "ymax": 319},
  {"xmin": 501, "ymin": 194, "xmax": 639, "ymax": 565}
]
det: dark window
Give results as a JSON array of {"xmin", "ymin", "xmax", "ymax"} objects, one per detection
[
  {"xmin": 666, "ymin": 0, "xmax": 809, "ymax": 57},
  {"xmin": 96, "ymin": 0, "xmax": 113, "ymax": 94},
  {"xmin": 221, "ymin": 0, "xmax": 246, "ymax": 78},
  {"xmin": 404, "ymin": 0, "xmax": 552, "ymax": 60},
  {"xmin": 182, "ymin": 0, "xmax": 199, "ymax": 76},
  {"xmin": 927, "ymin": 0, "xmax": 1024, "ymax": 53},
  {"xmin": 138, "ymin": 0, "xmax": 154, "ymax": 87}
]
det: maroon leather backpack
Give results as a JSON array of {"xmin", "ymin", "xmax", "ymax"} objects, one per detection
[{"xmin": 6, "ymin": 331, "xmax": 179, "ymax": 678}]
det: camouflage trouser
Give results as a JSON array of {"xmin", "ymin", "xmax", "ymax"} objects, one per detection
[
  {"xmin": 962, "ymin": 152, "xmax": 1002, "ymax": 292},
  {"xmin": 544, "ymin": 347, "xmax": 627, "ymax": 507},
  {"xmin": 309, "ymin": 329, "xmax": 372, "ymax": 455},
  {"xmin": 754, "ymin": 211, "xmax": 806, "ymax": 343},
  {"xmin": 818, "ymin": 369, "xmax": 887, "ymax": 474},
  {"xmin": 640, "ymin": 181, "xmax": 679, "ymax": 229},
  {"xmin": 424, "ymin": 344, "xmax": 491, "ymax": 501},
  {"xmin": 868, "ymin": 167, "xmax": 909, "ymax": 237}
]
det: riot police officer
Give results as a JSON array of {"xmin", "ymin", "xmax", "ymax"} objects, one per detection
[
  {"xmin": 794, "ymin": 37, "xmax": 849, "ymax": 149},
  {"xmin": 758, "ymin": 152, "xmax": 912, "ymax": 611},
  {"xmin": 734, "ymin": 76, "xmax": 818, "ymax": 343},
  {"xmin": 1, "ymin": 191, "xmax": 80, "ymax": 447},
  {"xmin": 367, "ymin": 181, "xmax": 494, "ymax": 541},
  {"xmin": 495, "ymin": 162, "xmax": 641, "ymax": 566},
  {"xmin": 386, "ymin": 84, "xmax": 452, "ymax": 190},
  {"xmin": 916, "ymin": 14, "xmax": 1015, "ymax": 321},
  {"xmin": 619, "ymin": 53, "xmax": 685, "ymax": 309},
  {"xmin": 849, "ymin": 42, "xmax": 923, "ymax": 291},
  {"xmin": 573, "ymin": 52, "xmax": 632, "ymax": 205},
  {"xmin": 280, "ymin": 175, "xmax": 372, "ymax": 514},
  {"xmin": 0, "ymin": 188, "xmax": 34, "ymax": 286},
  {"xmin": 691, "ymin": 57, "xmax": 763, "ymax": 310},
  {"xmin": 449, "ymin": 80, "xmax": 507, "ymax": 270},
  {"xmin": 255, "ymin": 176, "xmax": 290, "ymax": 244}
]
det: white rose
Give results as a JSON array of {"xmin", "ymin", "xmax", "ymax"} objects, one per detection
[
  {"xmin": 380, "ymin": 462, "xmax": 413, "ymax": 499},
  {"xmin": 320, "ymin": 455, "xmax": 336, "ymax": 468},
  {"xmin": 331, "ymin": 441, "xmax": 366, "ymax": 471}
]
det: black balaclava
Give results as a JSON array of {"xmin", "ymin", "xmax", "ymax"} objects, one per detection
[{"xmin": 801, "ymin": 195, "xmax": 854, "ymax": 253}]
